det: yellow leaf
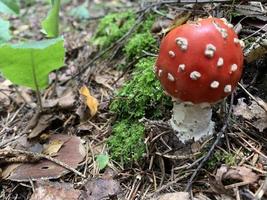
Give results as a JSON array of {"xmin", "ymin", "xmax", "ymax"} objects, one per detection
[
  {"xmin": 42, "ymin": 139, "xmax": 64, "ymax": 156},
  {"xmin": 79, "ymin": 86, "xmax": 99, "ymax": 116}
]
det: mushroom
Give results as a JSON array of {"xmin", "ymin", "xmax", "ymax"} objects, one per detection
[{"xmin": 154, "ymin": 17, "xmax": 244, "ymax": 142}]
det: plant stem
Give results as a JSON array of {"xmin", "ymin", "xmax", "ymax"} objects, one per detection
[{"xmin": 30, "ymin": 50, "xmax": 43, "ymax": 111}]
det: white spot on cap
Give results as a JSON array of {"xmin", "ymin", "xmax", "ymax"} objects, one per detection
[
  {"xmin": 217, "ymin": 57, "xmax": 224, "ymax": 67},
  {"xmin": 205, "ymin": 44, "xmax": 216, "ymax": 58},
  {"xmin": 190, "ymin": 71, "xmax": 201, "ymax": 80},
  {"xmin": 231, "ymin": 64, "xmax": 238, "ymax": 72},
  {"xmin": 167, "ymin": 73, "xmax": 175, "ymax": 82},
  {"xmin": 168, "ymin": 50, "xmax": 175, "ymax": 57},
  {"xmin": 227, "ymin": 23, "xmax": 234, "ymax": 29},
  {"xmin": 158, "ymin": 69, "xmax": 162, "ymax": 77},
  {"xmin": 220, "ymin": 28, "xmax": 228, "ymax": 38},
  {"xmin": 224, "ymin": 85, "xmax": 232, "ymax": 93},
  {"xmin": 213, "ymin": 21, "xmax": 221, "ymax": 31},
  {"xmin": 210, "ymin": 81, "xmax": 219, "ymax": 88},
  {"xmin": 175, "ymin": 37, "xmax": 188, "ymax": 51},
  {"xmin": 234, "ymin": 38, "xmax": 239, "ymax": 44},
  {"xmin": 213, "ymin": 21, "xmax": 228, "ymax": 39},
  {"xmin": 239, "ymin": 40, "xmax": 245, "ymax": 48},
  {"xmin": 221, "ymin": 18, "xmax": 227, "ymax": 23},
  {"xmin": 178, "ymin": 64, "xmax": 185, "ymax": 72},
  {"xmin": 221, "ymin": 18, "xmax": 233, "ymax": 29}
]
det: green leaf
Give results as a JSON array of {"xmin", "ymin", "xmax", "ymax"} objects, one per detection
[
  {"xmin": 0, "ymin": 18, "xmax": 11, "ymax": 44},
  {"xmin": 0, "ymin": 37, "xmax": 65, "ymax": 90},
  {"xmin": 41, "ymin": 0, "xmax": 61, "ymax": 38},
  {"xmin": 69, "ymin": 3, "xmax": 90, "ymax": 20},
  {"xmin": 96, "ymin": 154, "xmax": 109, "ymax": 170},
  {"xmin": 0, "ymin": 0, "xmax": 19, "ymax": 15}
]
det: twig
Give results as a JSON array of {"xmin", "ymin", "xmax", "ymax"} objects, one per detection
[
  {"xmin": 238, "ymin": 83, "xmax": 267, "ymax": 113},
  {"xmin": 185, "ymin": 93, "xmax": 234, "ymax": 192},
  {"xmin": 145, "ymin": 173, "xmax": 191, "ymax": 199}
]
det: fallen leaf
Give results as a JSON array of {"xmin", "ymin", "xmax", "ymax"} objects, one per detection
[
  {"xmin": 30, "ymin": 181, "xmax": 81, "ymax": 200},
  {"xmin": 42, "ymin": 91, "xmax": 76, "ymax": 110},
  {"xmin": 28, "ymin": 114, "xmax": 56, "ymax": 139},
  {"xmin": 94, "ymin": 74, "xmax": 114, "ymax": 91},
  {"xmin": 245, "ymin": 39, "xmax": 267, "ymax": 63},
  {"xmin": 42, "ymin": 139, "xmax": 64, "ymax": 156},
  {"xmin": 233, "ymin": 98, "xmax": 267, "ymax": 132},
  {"xmin": 81, "ymin": 175, "xmax": 120, "ymax": 199},
  {"xmin": 215, "ymin": 165, "xmax": 258, "ymax": 186},
  {"xmin": 155, "ymin": 192, "xmax": 190, "ymax": 200},
  {"xmin": 6, "ymin": 134, "xmax": 85, "ymax": 181},
  {"xmin": 79, "ymin": 85, "xmax": 99, "ymax": 117},
  {"xmin": 151, "ymin": 18, "xmax": 173, "ymax": 34},
  {"xmin": 223, "ymin": 166, "xmax": 259, "ymax": 184}
]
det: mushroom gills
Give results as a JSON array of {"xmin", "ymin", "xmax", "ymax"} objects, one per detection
[{"xmin": 170, "ymin": 102, "xmax": 214, "ymax": 143}]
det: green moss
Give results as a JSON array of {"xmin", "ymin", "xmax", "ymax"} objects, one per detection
[
  {"xmin": 108, "ymin": 120, "xmax": 145, "ymax": 163},
  {"xmin": 91, "ymin": 11, "xmax": 136, "ymax": 48},
  {"xmin": 138, "ymin": 14, "xmax": 156, "ymax": 32},
  {"xmin": 124, "ymin": 32, "xmax": 157, "ymax": 59},
  {"xmin": 110, "ymin": 57, "xmax": 172, "ymax": 119},
  {"xmin": 207, "ymin": 151, "xmax": 237, "ymax": 169}
]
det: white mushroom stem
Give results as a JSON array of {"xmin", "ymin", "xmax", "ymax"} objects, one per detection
[{"xmin": 170, "ymin": 102, "xmax": 214, "ymax": 143}]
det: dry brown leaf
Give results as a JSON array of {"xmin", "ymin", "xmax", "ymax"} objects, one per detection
[
  {"xmin": 30, "ymin": 181, "xmax": 81, "ymax": 200},
  {"xmin": 151, "ymin": 18, "xmax": 173, "ymax": 34},
  {"xmin": 81, "ymin": 174, "xmax": 120, "ymax": 200},
  {"xmin": 216, "ymin": 165, "xmax": 259, "ymax": 186},
  {"xmin": 154, "ymin": 192, "xmax": 215, "ymax": 200},
  {"xmin": 79, "ymin": 85, "xmax": 99, "ymax": 117},
  {"xmin": 155, "ymin": 192, "xmax": 190, "ymax": 200},
  {"xmin": 233, "ymin": 98, "xmax": 267, "ymax": 132},
  {"xmin": 245, "ymin": 39, "xmax": 267, "ymax": 63},
  {"xmin": 223, "ymin": 166, "xmax": 259, "ymax": 184},
  {"xmin": 42, "ymin": 139, "xmax": 64, "ymax": 156},
  {"xmin": 6, "ymin": 134, "xmax": 85, "ymax": 181},
  {"xmin": 28, "ymin": 114, "xmax": 56, "ymax": 139},
  {"xmin": 43, "ymin": 91, "xmax": 76, "ymax": 110}
]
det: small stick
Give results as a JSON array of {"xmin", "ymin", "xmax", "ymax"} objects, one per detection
[{"xmin": 238, "ymin": 83, "xmax": 267, "ymax": 113}]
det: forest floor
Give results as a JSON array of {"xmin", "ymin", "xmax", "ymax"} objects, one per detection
[{"xmin": 0, "ymin": 0, "xmax": 267, "ymax": 200}]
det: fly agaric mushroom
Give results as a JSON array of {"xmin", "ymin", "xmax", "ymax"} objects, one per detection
[{"xmin": 154, "ymin": 17, "xmax": 244, "ymax": 142}]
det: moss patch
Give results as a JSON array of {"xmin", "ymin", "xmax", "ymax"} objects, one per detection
[
  {"xmin": 124, "ymin": 32, "xmax": 157, "ymax": 59},
  {"xmin": 110, "ymin": 57, "xmax": 172, "ymax": 119},
  {"xmin": 92, "ymin": 11, "xmax": 171, "ymax": 164},
  {"xmin": 108, "ymin": 120, "xmax": 145, "ymax": 163},
  {"xmin": 91, "ymin": 11, "xmax": 136, "ymax": 48}
]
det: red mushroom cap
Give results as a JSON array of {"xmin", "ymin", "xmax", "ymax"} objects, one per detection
[{"xmin": 155, "ymin": 17, "xmax": 244, "ymax": 104}]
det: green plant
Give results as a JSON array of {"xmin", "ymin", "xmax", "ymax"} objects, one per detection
[
  {"xmin": 110, "ymin": 57, "xmax": 172, "ymax": 119},
  {"xmin": 207, "ymin": 150, "xmax": 237, "ymax": 169},
  {"xmin": 42, "ymin": 0, "xmax": 61, "ymax": 38},
  {"xmin": 0, "ymin": 0, "xmax": 19, "ymax": 15},
  {"xmin": 108, "ymin": 120, "xmax": 145, "ymax": 163},
  {"xmin": 0, "ymin": 18, "xmax": 11, "ymax": 44},
  {"xmin": 96, "ymin": 154, "xmax": 109, "ymax": 170},
  {"xmin": 124, "ymin": 32, "xmax": 157, "ymax": 59},
  {"xmin": 0, "ymin": 0, "xmax": 64, "ymax": 111},
  {"xmin": 91, "ymin": 11, "xmax": 136, "ymax": 48}
]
